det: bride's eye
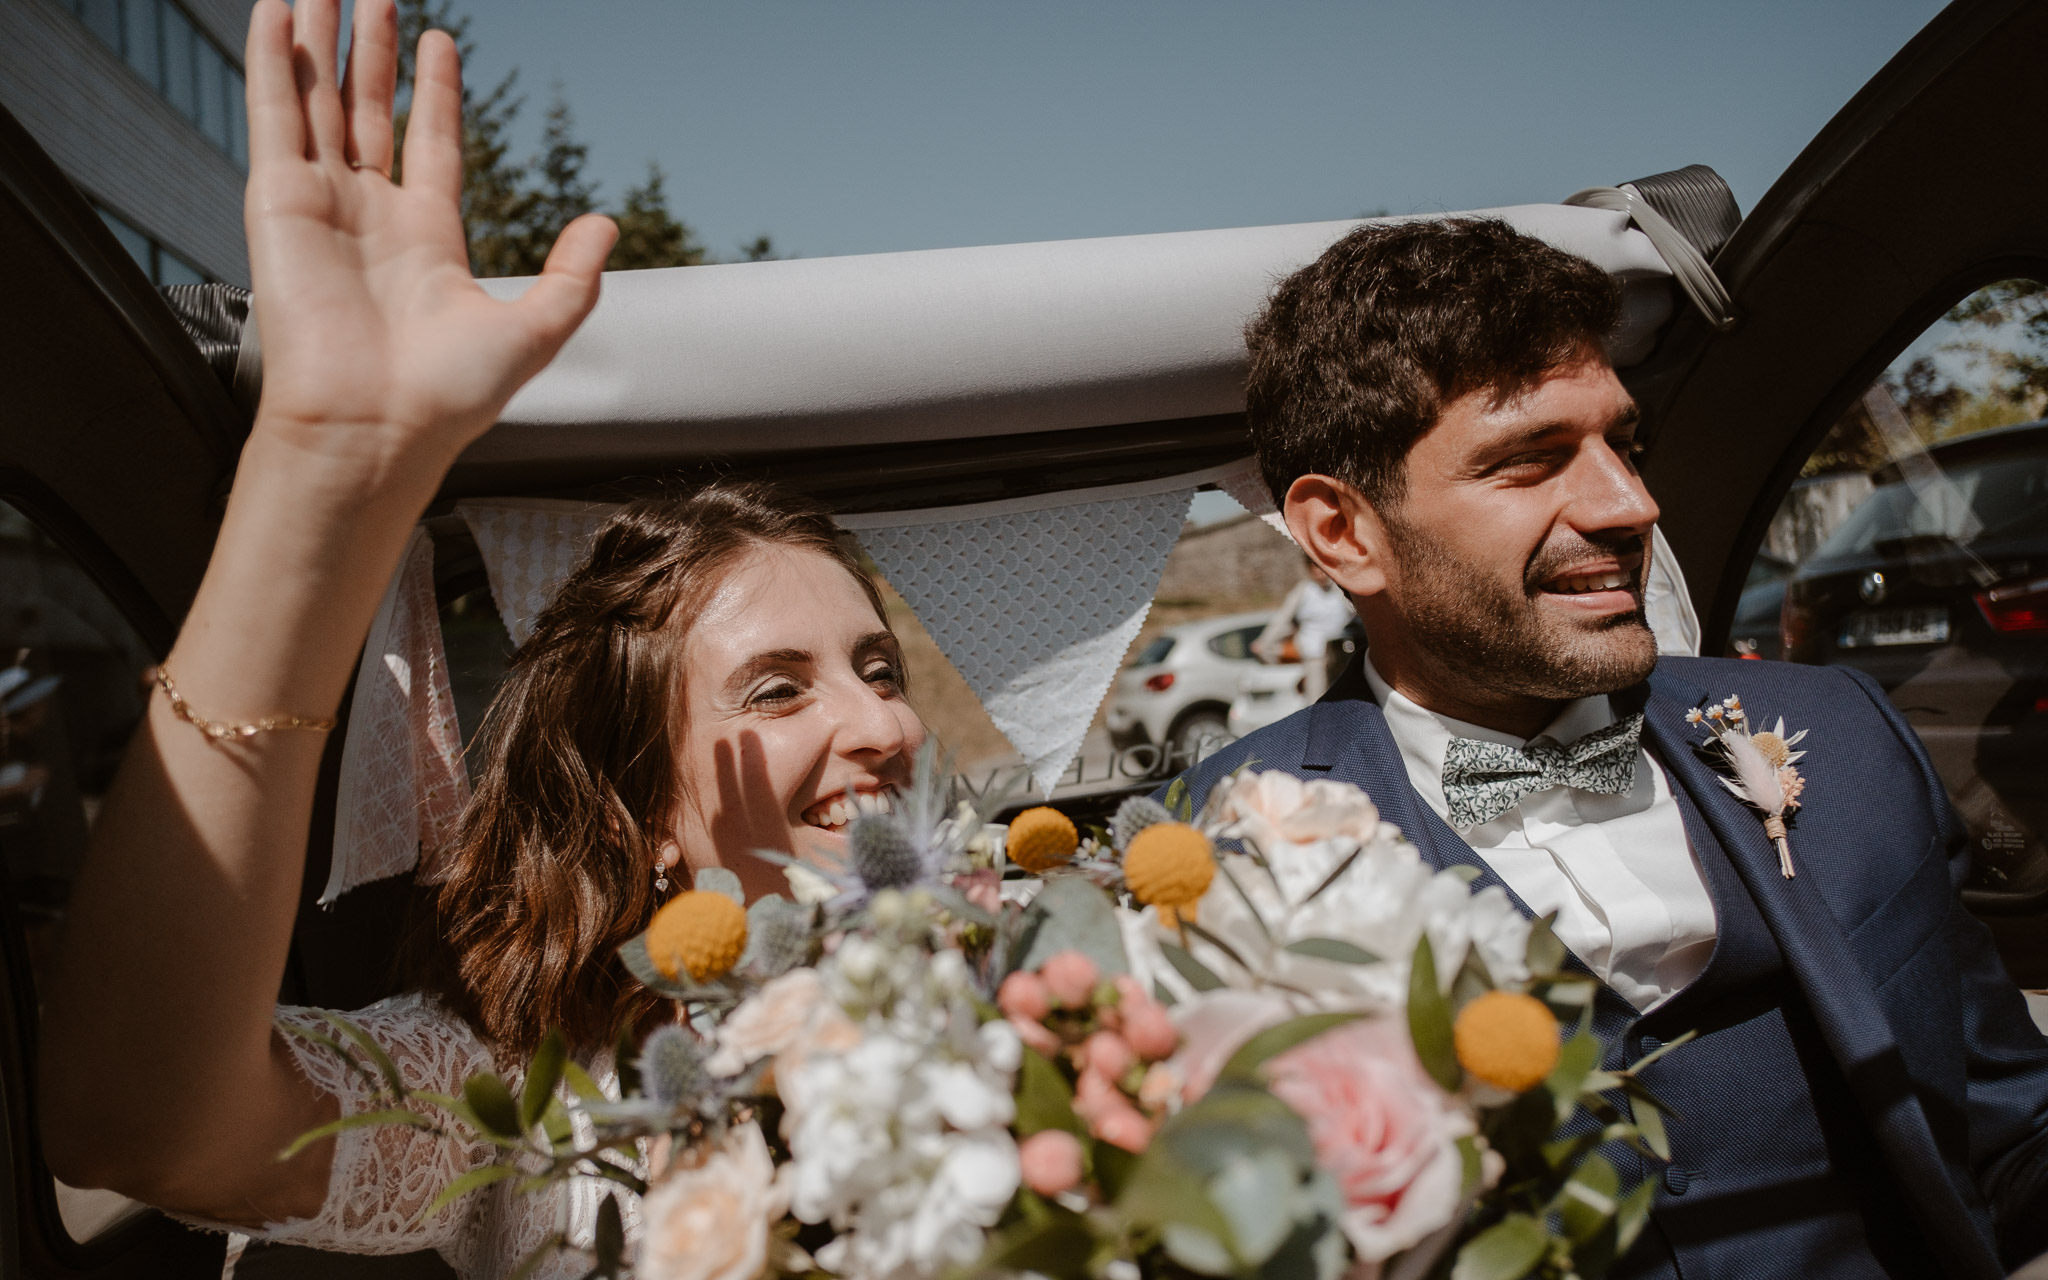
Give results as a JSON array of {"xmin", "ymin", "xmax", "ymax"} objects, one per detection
[
  {"xmin": 863, "ymin": 661, "xmax": 903, "ymax": 693},
  {"xmin": 748, "ymin": 679, "xmax": 804, "ymax": 709}
]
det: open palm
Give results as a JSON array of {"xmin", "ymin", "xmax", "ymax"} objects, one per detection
[{"xmin": 242, "ymin": 0, "xmax": 613, "ymax": 474}]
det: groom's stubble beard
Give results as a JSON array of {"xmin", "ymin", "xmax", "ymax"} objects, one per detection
[{"xmin": 1377, "ymin": 505, "xmax": 1659, "ymax": 703}]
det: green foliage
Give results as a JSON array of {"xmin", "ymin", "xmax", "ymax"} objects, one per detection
[
  {"xmin": 1012, "ymin": 874, "xmax": 1131, "ymax": 976},
  {"xmin": 1218, "ymin": 1013, "xmax": 1362, "ymax": 1083},
  {"xmin": 1014, "ymin": 1048, "xmax": 1086, "ymax": 1139},
  {"xmin": 1452, "ymin": 1213, "xmax": 1548, "ymax": 1280},
  {"xmin": 1281, "ymin": 936, "xmax": 1380, "ymax": 965},
  {"xmin": 1406, "ymin": 935, "xmax": 1461, "ymax": 1091},
  {"xmin": 519, "ymin": 1030, "xmax": 567, "ymax": 1130}
]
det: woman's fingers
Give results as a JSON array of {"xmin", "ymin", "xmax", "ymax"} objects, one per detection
[
  {"xmin": 340, "ymin": 0, "xmax": 399, "ymax": 174},
  {"xmin": 507, "ymin": 214, "xmax": 618, "ymax": 367},
  {"xmin": 243, "ymin": 0, "xmax": 305, "ymax": 169},
  {"xmin": 400, "ymin": 30, "xmax": 465, "ymax": 203},
  {"xmin": 291, "ymin": 0, "xmax": 347, "ymax": 162}
]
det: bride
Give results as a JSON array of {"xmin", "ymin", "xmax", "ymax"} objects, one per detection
[{"xmin": 33, "ymin": 0, "xmax": 922, "ymax": 1273}]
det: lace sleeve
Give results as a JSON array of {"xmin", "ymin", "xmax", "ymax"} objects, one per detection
[{"xmin": 170, "ymin": 994, "xmax": 498, "ymax": 1261}]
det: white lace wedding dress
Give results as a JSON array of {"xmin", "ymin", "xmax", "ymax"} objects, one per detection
[{"xmin": 173, "ymin": 993, "xmax": 645, "ymax": 1280}]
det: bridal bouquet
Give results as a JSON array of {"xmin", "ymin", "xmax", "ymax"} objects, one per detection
[{"xmin": 293, "ymin": 751, "xmax": 1683, "ymax": 1280}]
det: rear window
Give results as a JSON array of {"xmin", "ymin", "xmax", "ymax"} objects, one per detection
[
  {"xmin": 1808, "ymin": 438, "xmax": 2048, "ymax": 566},
  {"xmin": 1206, "ymin": 624, "xmax": 1264, "ymax": 661},
  {"xmin": 1129, "ymin": 636, "xmax": 1175, "ymax": 667}
]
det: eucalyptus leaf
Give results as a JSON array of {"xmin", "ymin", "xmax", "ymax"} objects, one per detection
[
  {"xmin": 1451, "ymin": 946, "xmax": 1495, "ymax": 1009},
  {"xmin": 1153, "ymin": 979, "xmax": 1179, "ymax": 1007},
  {"xmin": 1219, "ymin": 1013, "xmax": 1363, "ymax": 1082},
  {"xmin": 1012, "ymin": 875, "xmax": 1130, "ymax": 976},
  {"xmin": 618, "ymin": 934, "xmax": 728, "ymax": 1002},
  {"xmin": 1162, "ymin": 1223, "xmax": 1236, "ymax": 1276},
  {"xmin": 1406, "ymin": 935, "xmax": 1461, "ymax": 1092},
  {"xmin": 418, "ymin": 1164, "xmax": 517, "ymax": 1223},
  {"xmin": 520, "ymin": 1030, "xmax": 567, "ymax": 1130},
  {"xmin": 1281, "ymin": 937, "xmax": 1380, "ymax": 965},
  {"xmin": 1546, "ymin": 1029, "xmax": 1600, "ymax": 1106},
  {"xmin": 463, "ymin": 1072, "xmax": 522, "ymax": 1139},
  {"xmin": 692, "ymin": 866, "xmax": 746, "ymax": 905},
  {"xmin": 1632, "ymin": 1094, "xmax": 1671, "ymax": 1161},
  {"xmin": 312, "ymin": 1011, "xmax": 408, "ymax": 1096},
  {"xmin": 1613, "ymin": 1178, "xmax": 1658, "ymax": 1257},
  {"xmin": 979, "ymin": 1211, "xmax": 1096, "ymax": 1280},
  {"xmin": 1093, "ymin": 1141, "xmax": 1139, "ymax": 1201},
  {"xmin": 562, "ymin": 1060, "xmax": 605, "ymax": 1102},
  {"xmin": 1165, "ymin": 777, "xmax": 1192, "ymax": 823},
  {"xmin": 1211, "ymin": 1151, "xmax": 1300, "ymax": 1265},
  {"xmin": 1180, "ymin": 917, "xmax": 1256, "ymax": 976},
  {"xmin": 1526, "ymin": 910, "xmax": 1567, "ymax": 975},
  {"xmin": 1556, "ymin": 1152, "xmax": 1619, "ymax": 1244},
  {"xmin": 279, "ymin": 1108, "xmax": 437, "ymax": 1161},
  {"xmin": 1159, "ymin": 940, "xmax": 1225, "ymax": 992},
  {"xmin": 1299, "ymin": 842, "xmax": 1366, "ymax": 907},
  {"xmin": 1451, "ymin": 1212, "xmax": 1548, "ymax": 1280},
  {"xmin": 1627, "ymin": 1028, "xmax": 1697, "ymax": 1074}
]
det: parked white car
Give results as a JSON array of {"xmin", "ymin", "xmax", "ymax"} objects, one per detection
[
  {"xmin": 1227, "ymin": 662, "xmax": 1311, "ymax": 739},
  {"xmin": 1105, "ymin": 611, "xmax": 1272, "ymax": 765}
]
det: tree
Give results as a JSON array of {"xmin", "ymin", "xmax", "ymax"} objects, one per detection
[{"xmin": 390, "ymin": 0, "xmax": 755, "ymax": 275}]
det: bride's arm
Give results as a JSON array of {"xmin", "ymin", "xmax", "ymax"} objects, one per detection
[{"xmin": 35, "ymin": 0, "xmax": 613, "ymax": 1222}]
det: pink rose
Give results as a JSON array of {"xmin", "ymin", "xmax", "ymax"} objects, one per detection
[
  {"xmin": 998, "ymin": 971, "xmax": 1052, "ymax": 1022},
  {"xmin": 1018, "ymin": 1130, "xmax": 1085, "ymax": 1196},
  {"xmin": 1264, "ymin": 1017, "xmax": 1475, "ymax": 1262},
  {"xmin": 1081, "ymin": 1030, "xmax": 1137, "ymax": 1084},
  {"xmin": 1039, "ymin": 950, "xmax": 1100, "ymax": 1008},
  {"xmin": 638, "ymin": 1121, "xmax": 788, "ymax": 1280}
]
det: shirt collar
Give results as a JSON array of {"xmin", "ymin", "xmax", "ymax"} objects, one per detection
[{"xmin": 1362, "ymin": 654, "xmax": 1617, "ymax": 824}]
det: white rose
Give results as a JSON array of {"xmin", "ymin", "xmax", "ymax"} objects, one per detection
[
  {"xmin": 708, "ymin": 969, "xmax": 831, "ymax": 1076},
  {"xmin": 637, "ymin": 1121, "xmax": 788, "ymax": 1280}
]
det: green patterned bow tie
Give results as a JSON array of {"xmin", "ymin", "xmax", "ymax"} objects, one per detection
[{"xmin": 1441, "ymin": 713, "xmax": 1644, "ymax": 828}]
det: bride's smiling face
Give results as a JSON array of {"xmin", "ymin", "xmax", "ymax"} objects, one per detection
[{"xmin": 669, "ymin": 542, "xmax": 926, "ymax": 895}]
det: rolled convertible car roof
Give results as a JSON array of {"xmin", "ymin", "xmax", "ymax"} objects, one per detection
[{"xmin": 459, "ymin": 204, "xmax": 1678, "ymax": 471}]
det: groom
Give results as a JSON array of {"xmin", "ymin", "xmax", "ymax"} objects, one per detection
[{"xmin": 1171, "ymin": 218, "xmax": 2048, "ymax": 1278}]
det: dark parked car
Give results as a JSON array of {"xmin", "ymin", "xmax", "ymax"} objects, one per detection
[
  {"xmin": 1781, "ymin": 419, "xmax": 2048, "ymax": 897},
  {"xmin": 1727, "ymin": 549, "xmax": 1795, "ymax": 660}
]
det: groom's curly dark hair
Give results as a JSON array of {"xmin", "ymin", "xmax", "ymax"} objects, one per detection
[{"xmin": 1245, "ymin": 217, "xmax": 1621, "ymax": 508}]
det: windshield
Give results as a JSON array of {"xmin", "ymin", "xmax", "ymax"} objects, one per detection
[{"xmin": 1806, "ymin": 437, "xmax": 2048, "ymax": 566}]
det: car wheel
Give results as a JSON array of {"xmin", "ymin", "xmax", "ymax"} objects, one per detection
[{"xmin": 1169, "ymin": 710, "xmax": 1233, "ymax": 766}]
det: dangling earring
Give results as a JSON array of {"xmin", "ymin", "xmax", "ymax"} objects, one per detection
[{"xmin": 654, "ymin": 855, "xmax": 671, "ymax": 896}]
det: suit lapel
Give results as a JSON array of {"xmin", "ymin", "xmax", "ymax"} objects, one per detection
[{"xmin": 1641, "ymin": 667, "xmax": 2000, "ymax": 1278}]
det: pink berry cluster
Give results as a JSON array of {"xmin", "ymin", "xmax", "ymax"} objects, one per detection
[{"xmin": 998, "ymin": 949, "xmax": 1181, "ymax": 1194}]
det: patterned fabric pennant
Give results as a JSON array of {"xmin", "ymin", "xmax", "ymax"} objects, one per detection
[{"xmin": 1442, "ymin": 712, "xmax": 1644, "ymax": 829}]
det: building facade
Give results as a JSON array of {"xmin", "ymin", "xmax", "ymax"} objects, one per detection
[{"xmin": 0, "ymin": 0, "xmax": 249, "ymax": 286}]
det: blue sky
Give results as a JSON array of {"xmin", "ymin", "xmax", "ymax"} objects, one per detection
[{"xmin": 452, "ymin": 1, "xmax": 1949, "ymax": 262}]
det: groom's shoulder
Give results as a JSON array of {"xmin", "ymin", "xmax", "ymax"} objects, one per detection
[
  {"xmin": 1652, "ymin": 653, "xmax": 1892, "ymax": 724},
  {"xmin": 1152, "ymin": 702, "xmax": 1332, "ymax": 811}
]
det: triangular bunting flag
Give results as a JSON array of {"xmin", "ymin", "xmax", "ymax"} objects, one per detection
[
  {"xmin": 457, "ymin": 498, "xmax": 616, "ymax": 646},
  {"xmin": 856, "ymin": 488, "xmax": 1192, "ymax": 795}
]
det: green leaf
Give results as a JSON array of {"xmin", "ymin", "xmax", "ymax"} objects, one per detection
[
  {"xmin": 1451, "ymin": 1213, "xmax": 1549, "ymax": 1280},
  {"xmin": 1546, "ymin": 1029, "xmax": 1600, "ymax": 1108},
  {"xmin": 613, "ymin": 1026, "xmax": 643, "ymax": 1099},
  {"xmin": 1014, "ymin": 1049, "xmax": 1086, "ymax": 1138},
  {"xmin": 1180, "ymin": 917, "xmax": 1256, "ymax": 976},
  {"xmin": 1162, "ymin": 1223, "xmax": 1236, "ymax": 1275},
  {"xmin": 1445, "ymin": 863, "xmax": 1484, "ymax": 884},
  {"xmin": 1281, "ymin": 937, "xmax": 1380, "ymax": 965},
  {"xmin": 1406, "ymin": 935, "xmax": 1461, "ymax": 1092},
  {"xmin": 540, "ymin": 1097, "xmax": 574, "ymax": 1148},
  {"xmin": 1165, "ymin": 776, "xmax": 1192, "ymax": 823},
  {"xmin": 1526, "ymin": 910, "xmax": 1567, "ymax": 975},
  {"xmin": 279, "ymin": 1108, "xmax": 437, "ymax": 1161},
  {"xmin": 311, "ymin": 1011, "xmax": 408, "ymax": 1096},
  {"xmin": 1153, "ymin": 978, "xmax": 1179, "ymax": 1007},
  {"xmin": 1299, "ymin": 843, "xmax": 1366, "ymax": 906},
  {"xmin": 617, "ymin": 934, "xmax": 729, "ymax": 1002},
  {"xmin": 1093, "ymin": 1141, "xmax": 1139, "ymax": 1201},
  {"xmin": 1210, "ymin": 1150, "xmax": 1301, "ymax": 1265},
  {"xmin": 1219, "ymin": 1013, "xmax": 1363, "ymax": 1081},
  {"xmin": 272, "ymin": 1020, "xmax": 380, "ymax": 1092},
  {"xmin": 1632, "ymin": 1093, "xmax": 1671, "ymax": 1161},
  {"xmin": 418, "ymin": 1164, "xmax": 518, "ymax": 1223},
  {"xmin": 1627, "ymin": 1028, "xmax": 1697, "ymax": 1074},
  {"xmin": 1556, "ymin": 1152, "xmax": 1619, "ymax": 1244},
  {"xmin": 693, "ymin": 866, "xmax": 745, "ymax": 905},
  {"xmin": 1012, "ymin": 875, "xmax": 1130, "ymax": 976},
  {"xmin": 464, "ymin": 1072, "xmax": 522, "ymax": 1139},
  {"xmin": 979, "ymin": 1210, "xmax": 1097, "ymax": 1279},
  {"xmin": 562, "ymin": 1060, "xmax": 605, "ymax": 1102},
  {"xmin": 1613, "ymin": 1177, "xmax": 1658, "ymax": 1256},
  {"xmin": 594, "ymin": 1192, "xmax": 625, "ymax": 1275},
  {"xmin": 1160, "ymin": 939, "xmax": 1225, "ymax": 992},
  {"xmin": 1451, "ymin": 945, "xmax": 1496, "ymax": 1009},
  {"xmin": 520, "ymin": 1029, "xmax": 567, "ymax": 1130}
]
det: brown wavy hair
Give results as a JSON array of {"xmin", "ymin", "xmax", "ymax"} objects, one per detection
[{"xmin": 407, "ymin": 480, "xmax": 889, "ymax": 1057}]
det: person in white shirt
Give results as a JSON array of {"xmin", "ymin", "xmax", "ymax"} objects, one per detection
[
  {"xmin": 1168, "ymin": 217, "xmax": 2048, "ymax": 1279},
  {"xmin": 1255, "ymin": 558, "xmax": 1357, "ymax": 700}
]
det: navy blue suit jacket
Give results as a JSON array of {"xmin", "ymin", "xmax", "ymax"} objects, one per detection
[{"xmin": 1167, "ymin": 654, "xmax": 2048, "ymax": 1277}]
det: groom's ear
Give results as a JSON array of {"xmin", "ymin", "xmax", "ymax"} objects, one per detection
[{"xmin": 1283, "ymin": 474, "xmax": 1391, "ymax": 600}]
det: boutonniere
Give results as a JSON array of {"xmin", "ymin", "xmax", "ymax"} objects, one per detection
[{"xmin": 1686, "ymin": 694, "xmax": 1808, "ymax": 878}]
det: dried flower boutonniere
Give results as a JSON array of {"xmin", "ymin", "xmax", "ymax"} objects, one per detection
[{"xmin": 1687, "ymin": 694, "xmax": 1808, "ymax": 878}]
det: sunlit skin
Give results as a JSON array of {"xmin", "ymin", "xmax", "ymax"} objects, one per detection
[
  {"xmin": 1284, "ymin": 353, "xmax": 1660, "ymax": 740},
  {"xmin": 664, "ymin": 543, "xmax": 927, "ymax": 900}
]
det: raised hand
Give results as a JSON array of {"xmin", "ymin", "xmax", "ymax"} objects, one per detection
[{"xmin": 242, "ymin": 0, "xmax": 615, "ymax": 481}]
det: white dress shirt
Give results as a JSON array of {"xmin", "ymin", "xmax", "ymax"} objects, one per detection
[{"xmin": 1363, "ymin": 658, "xmax": 1717, "ymax": 1011}]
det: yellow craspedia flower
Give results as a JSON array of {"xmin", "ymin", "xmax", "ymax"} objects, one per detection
[
  {"xmin": 646, "ymin": 890, "xmax": 748, "ymax": 983},
  {"xmin": 1453, "ymin": 990, "xmax": 1560, "ymax": 1092},
  {"xmin": 1008, "ymin": 806, "xmax": 1079, "ymax": 872},
  {"xmin": 1123, "ymin": 822, "xmax": 1215, "ymax": 909}
]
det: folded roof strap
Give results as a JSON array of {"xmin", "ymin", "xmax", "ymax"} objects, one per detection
[{"xmin": 1564, "ymin": 183, "xmax": 1739, "ymax": 332}]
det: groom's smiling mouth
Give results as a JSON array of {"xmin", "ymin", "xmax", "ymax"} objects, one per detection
[
  {"xmin": 800, "ymin": 787, "xmax": 894, "ymax": 834},
  {"xmin": 1536, "ymin": 554, "xmax": 1643, "ymax": 613}
]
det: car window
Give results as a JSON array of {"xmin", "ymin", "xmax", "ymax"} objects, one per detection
[
  {"xmin": 1129, "ymin": 636, "xmax": 1175, "ymax": 667},
  {"xmin": 1206, "ymin": 624, "xmax": 1264, "ymax": 662},
  {"xmin": 1731, "ymin": 278, "xmax": 2048, "ymax": 944},
  {"xmin": 0, "ymin": 499, "xmax": 153, "ymax": 1242}
]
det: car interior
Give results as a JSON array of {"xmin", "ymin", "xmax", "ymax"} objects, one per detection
[{"xmin": 0, "ymin": 0, "xmax": 2045, "ymax": 1274}]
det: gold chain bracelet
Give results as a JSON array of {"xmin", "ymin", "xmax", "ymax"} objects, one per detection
[{"xmin": 154, "ymin": 664, "xmax": 337, "ymax": 744}]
